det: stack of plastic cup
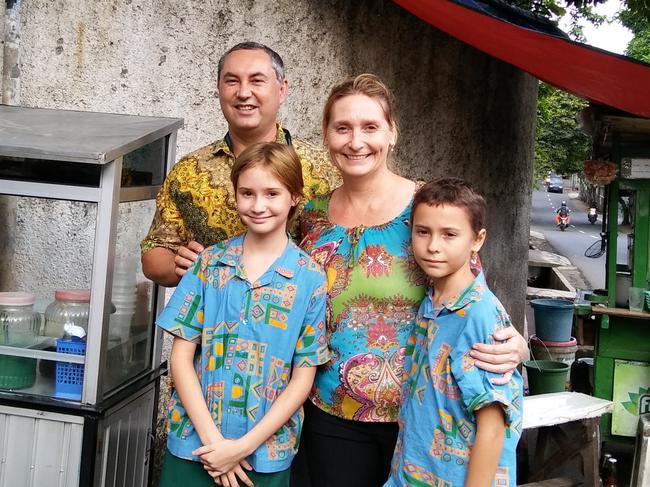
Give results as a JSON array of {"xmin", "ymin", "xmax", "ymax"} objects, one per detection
[{"xmin": 110, "ymin": 258, "xmax": 138, "ymax": 343}]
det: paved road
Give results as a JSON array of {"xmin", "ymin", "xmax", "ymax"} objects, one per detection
[{"xmin": 530, "ymin": 186, "xmax": 627, "ymax": 289}]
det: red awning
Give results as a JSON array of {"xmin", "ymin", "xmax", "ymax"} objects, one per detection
[{"xmin": 392, "ymin": 0, "xmax": 650, "ymax": 118}]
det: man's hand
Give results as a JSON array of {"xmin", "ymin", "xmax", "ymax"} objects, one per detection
[
  {"xmin": 142, "ymin": 241, "xmax": 205, "ymax": 287},
  {"xmin": 193, "ymin": 438, "xmax": 252, "ymax": 476},
  {"xmin": 175, "ymin": 241, "xmax": 204, "ymax": 278},
  {"xmin": 470, "ymin": 326, "xmax": 528, "ymax": 385}
]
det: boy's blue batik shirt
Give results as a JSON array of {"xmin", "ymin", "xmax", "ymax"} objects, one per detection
[
  {"xmin": 157, "ymin": 234, "xmax": 329, "ymax": 473},
  {"xmin": 385, "ymin": 272, "xmax": 523, "ymax": 487}
]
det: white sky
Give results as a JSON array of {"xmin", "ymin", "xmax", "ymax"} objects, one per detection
[{"xmin": 559, "ymin": 0, "xmax": 633, "ymax": 54}]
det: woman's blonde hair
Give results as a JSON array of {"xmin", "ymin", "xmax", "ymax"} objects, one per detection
[
  {"xmin": 322, "ymin": 73, "xmax": 399, "ymax": 143},
  {"xmin": 230, "ymin": 142, "xmax": 304, "ymax": 223}
]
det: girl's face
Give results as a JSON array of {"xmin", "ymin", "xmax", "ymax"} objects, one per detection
[
  {"xmin": 235, "ymin": 164, "xmax": 298, "ymax": 238},
  {"xmin": 324, "ymin": 94, "xmax": 396, "ymax": 179},
  {"xmin": 411, "ymin": 203, "xmax": 486, "ymax": 281}
]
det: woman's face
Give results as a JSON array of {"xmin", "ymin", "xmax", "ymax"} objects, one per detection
[{"xmin": 324, "ymin": 94, "xmax": 396, "ymax": 180}]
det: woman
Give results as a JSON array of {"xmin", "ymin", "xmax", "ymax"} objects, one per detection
[{"xmin": 296, "ymin": 74, "xmax": 526, "ymax": 487}]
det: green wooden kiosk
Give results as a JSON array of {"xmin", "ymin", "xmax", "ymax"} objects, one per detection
[{"xmin": 586, "ymin": 109, "xmax": 650, "ymax": 442}]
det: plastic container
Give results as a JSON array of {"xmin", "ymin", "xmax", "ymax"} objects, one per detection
[
  {"xmin": 628, "ymin": 287, "xmax": 645, "ymax": 312},
  {"xmin": 585, "ymin": 289, "xmax": 608, "ymax": 305},
  {"xmin": 524, "ymin": 360, "xmax": 570, "ymax": 395},
  {"xmin": 530, "ymin": 298, "xmax": 574, "ymax": 342},
  {"xmin": 55, "ymin": 338, "xmax": 86, "ymax": 400},
  {"xmin": 570, "ymin": 357, "xmax": 594, "ymax": 394},
  {"xmin": 110, "ymin": 259, "xmax": 138, "ymax": 344},
  {"xmin": 530, "ymin": 335, "xmax": 577, "ymax": 387},
  {"xmin": 615, "ymin": 272, "xmax": 631, "ymax": 308},
  {"xmin": 44, "ymin": 289, "xmax": 91, "ymax": 338},
  {"xmin": 0, "ymin": 292, "xmax": 41, "ymax": 389}
]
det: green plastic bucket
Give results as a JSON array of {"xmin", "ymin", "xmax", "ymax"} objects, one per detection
[
  {"xmin": 530, "ymin": 298, "xmax": 574, "ymax": 342},
  {"xmin": 524, "ymin": 360, "xmax": 569, "ymax": 395},
  {"xmin": 0, "ymin": 355, "xmax": 36, "ymax": 389}
]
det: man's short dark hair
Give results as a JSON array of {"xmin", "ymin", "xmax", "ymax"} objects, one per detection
[
  {"xmin": 412, "ymin": 177, "xmax": 486, "ymax": 234},
  {"xmin": 217, "ymin": 42, "xmax": 285, "ymax": 82}
]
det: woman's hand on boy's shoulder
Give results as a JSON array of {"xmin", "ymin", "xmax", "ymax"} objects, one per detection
[{"xmin": 470, "ymin": 326, "xmax": 528, "ymax": 385}]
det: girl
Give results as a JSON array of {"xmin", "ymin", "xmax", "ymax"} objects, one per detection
[{"xmin": 157, "ymin": 142, "xmax": 329, "ymax": 487}]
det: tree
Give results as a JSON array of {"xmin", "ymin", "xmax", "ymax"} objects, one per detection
[
  {"xmin": 508, "ymin": 0, "xmax": 650, "ymax": 24},
  {"xmin": 534, "ymin": 83, "xmax": 591, "ymax": 179},
  {"xmin": 619, "ymin": 8, "xmax": 650, "ymax": 63}
]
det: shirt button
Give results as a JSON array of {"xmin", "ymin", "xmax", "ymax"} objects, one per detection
[{"xmin": 242, "ymin": 319, "xmax": 247, "ymax": 325}]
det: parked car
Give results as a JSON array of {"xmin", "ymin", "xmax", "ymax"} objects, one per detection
[{"xmin": 547, "ymin": 176, "xmax": 564, "ymax": 193}]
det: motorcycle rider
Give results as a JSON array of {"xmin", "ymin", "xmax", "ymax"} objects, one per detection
[
  {"xmin": 555, "ymin": 201, "xmax": 571, "ymax": 227},
  {"xmin": 588, "ymin": 204, "xmax": 597, "ymax": 224}
]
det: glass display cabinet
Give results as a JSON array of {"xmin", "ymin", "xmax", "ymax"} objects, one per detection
[{"xmin": 0, "ymin": 105, "xmax": 182, "ymax": 487}]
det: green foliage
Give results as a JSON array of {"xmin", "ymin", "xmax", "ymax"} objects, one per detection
[
  {"xmin": 621, "ymin": 0, "xmax": 650, "ymax": 24},
  {"xmin": 558, "ymin": 0, "xmax": 650, "ymax": 23},
  {"xmin": 507, "ymin": 0, "xmax": 569, "ymax": 18},
  {"xmin": 561, "ymin": 6, "xmax": 606, "ymax": 42},
  {"xmin": 534, "ymin": 83, "xmax": 591, "ymax": 178},
  {"xmin": 627, "ymin": 30, "xmax": 650, "ymax": 62},
  {"xmin": 619, "ymin": 7, "xmax": 650, "ymax": 63}
]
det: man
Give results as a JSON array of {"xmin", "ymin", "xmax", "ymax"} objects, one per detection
[
  {"xmin": 555, "ymin": 200, "xmax": 571, "ymax": 227},
  {"xmin": 141, "ymin": 42, "xmax": 339, "ymax": 286},
  {"xmin": 556, "ymin": 201, "xmax": 570, "ymax": 216}
]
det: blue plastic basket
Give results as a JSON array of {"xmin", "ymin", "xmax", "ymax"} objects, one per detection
[{"xmin": 55, "ymin": 338, "xmax": 86, "ymax": 400}]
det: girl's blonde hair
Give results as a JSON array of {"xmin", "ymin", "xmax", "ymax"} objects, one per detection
[
  {"xmin": 230, "ymin": 142, "xmax": 304, "ymax": 223},
  {"xmin": 322, "ymin": 73, "xmax": 399, "ymax": 143}
]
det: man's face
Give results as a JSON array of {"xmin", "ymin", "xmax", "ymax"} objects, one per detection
[{"xmin": 218, "ymin": 49, "xmax": 287, "ymax": 137}]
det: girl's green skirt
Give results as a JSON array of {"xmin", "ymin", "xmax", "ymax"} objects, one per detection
[{"xmin": 158, "ymin": 450, "xmax": 290, "ymax": 487}]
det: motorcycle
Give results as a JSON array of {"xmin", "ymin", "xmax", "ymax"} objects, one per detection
[
  {"xmin": 555, "ymin": 213, "xmax": 570, "ymax": 231},
  {"xmin": 588, "ymin": 207, "xmax": 597, "ymax": 224}
]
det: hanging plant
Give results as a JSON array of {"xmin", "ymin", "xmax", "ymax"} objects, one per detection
[{"xmin": 583, "ymin": 160, "xmax": 617, "ymax": 185}]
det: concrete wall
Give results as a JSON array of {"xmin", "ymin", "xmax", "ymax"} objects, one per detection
[
  {"xmin": 3, "ymin": 0, "xmax": 535, "ymax": 324},
  {"xmin": 0, "ymin": 1, "xmax": 5, "ymax": 70},
  {"xmin": 2, "ymin": 1, "xmax": 535, "ymax": 477}
]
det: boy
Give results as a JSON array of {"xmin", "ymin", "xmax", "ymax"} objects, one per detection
[{"xmin": 385, "ymin": 177, "xmax": 523, "ymax": 487}]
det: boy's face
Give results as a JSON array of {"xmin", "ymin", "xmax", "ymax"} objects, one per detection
[{"xmin": 411, "ymin": 203, "xmax": 486, "ymax": 280}]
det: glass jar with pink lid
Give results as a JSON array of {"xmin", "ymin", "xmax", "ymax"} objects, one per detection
[{"xmin": 43, "ymin": 289, "xmax": 91, "ymax": 339}]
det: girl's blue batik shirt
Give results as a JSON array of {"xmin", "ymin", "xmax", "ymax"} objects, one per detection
[
  {"xmin": 385, "ymin": 272, "xmax": 523, "ymax": 487},
  {"xmin": 156, "ymin": 234, "xmax": 329, "ymax": 473}
]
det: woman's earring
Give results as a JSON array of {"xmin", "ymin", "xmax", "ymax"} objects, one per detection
[{"xmin": 470, "ymin": 250, "xmax": 478, "ymax": 265}]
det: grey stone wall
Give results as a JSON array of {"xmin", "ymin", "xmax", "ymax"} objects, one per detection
[
  {"xmin": 0, "ymin": 2, "xmax": 5, "ymax": 69},
  {"xmin": 3, "ymin": 0, "xmax": 535, "ymax": 481},
  {"xmin": 8, "ymin": 0, "xmax": 534, "ymax": 323}
]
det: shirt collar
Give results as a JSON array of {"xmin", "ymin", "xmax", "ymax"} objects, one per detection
[
  {"xmin": 216, "ymin": 233, "xmax": 297, "ymax": 283},
  {"xmin": 423, "ymin": 271, "xmax": 487, "ymax": 318},
  {"xmin": 211, "ymin": 123, "xmax": 291, "ymax": 157}
]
